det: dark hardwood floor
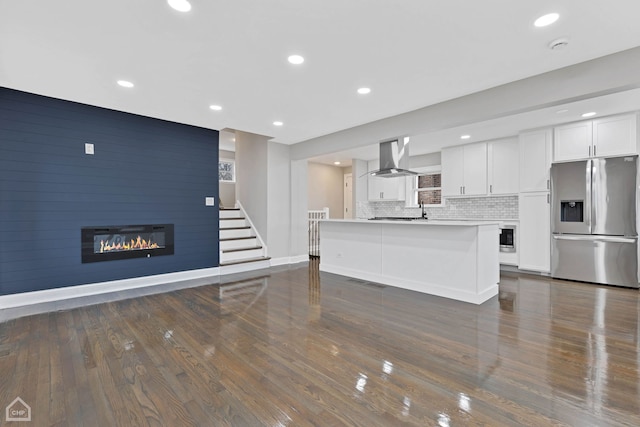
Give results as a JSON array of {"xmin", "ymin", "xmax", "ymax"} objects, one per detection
[{"xmin": 1, "ymin": 259, "xmax": 639, "ymax": 426}]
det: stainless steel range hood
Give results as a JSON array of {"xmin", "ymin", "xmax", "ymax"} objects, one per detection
[{"xmin": 368, "ymin": 137, "xmax": 418, "ymax": 178}]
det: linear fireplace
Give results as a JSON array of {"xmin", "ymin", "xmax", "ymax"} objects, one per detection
[{"xmin": 81, "ymin": 224, "xmax": 174, "ymax": 263}]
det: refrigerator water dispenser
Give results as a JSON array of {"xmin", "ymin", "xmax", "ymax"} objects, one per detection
[{"xmin": 560, "ymin": 200, "xmax": 583, "ymax": 222}]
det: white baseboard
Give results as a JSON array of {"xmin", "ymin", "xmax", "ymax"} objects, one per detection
[
  {"xmin": 1, "ymin": 254, "xmax": 314, "ymax": 310},
  {"xmin": 270, "ymin": 254, "xmax": 309, "ymax": 266},
  {"xmin": 219, "ymin": 259, "xmax": 271, "ymax": 275},
  {"xmin": 320, "ymin": 264, "xmax": 498, "ymax": 305},
  {"xmin": 0, "ymin": 267, "xmax": 219, "ymax": 310}
]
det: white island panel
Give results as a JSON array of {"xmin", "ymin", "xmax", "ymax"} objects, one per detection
[{"xmin": 319, "ymin": 220, "xmax": 499, "ymax": 304}]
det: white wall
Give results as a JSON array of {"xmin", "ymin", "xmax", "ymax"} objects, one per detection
[
  {"xmin": 290, "ymin": 159, "xmax": 309, "ymax": 260},
  {"xmin": 236, "ymin": 131, "xmax": 269, "ymax": 240},
  {"xmin": 267, "ymin": 142, "xmax": 292, "ymax": 259},
  {"xmin": 307, "ymin": 162, "xmax": 345, "ymax": 219},
  {"xmin": 219, "ymin": 149, "xmax": 236, "ymax": 208},
  {"xmin": 352, "ymin": 159, "xmax": 368, "ymax": 218}
]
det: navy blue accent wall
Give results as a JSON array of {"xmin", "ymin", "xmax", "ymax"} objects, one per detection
[{"xmin": 0, "ymin": 87, "xmax": 219, "ymax": 296}]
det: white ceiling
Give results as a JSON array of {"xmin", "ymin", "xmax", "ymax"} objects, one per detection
[{"xmin": 2, "ymin": 1, "xmax": 640, "ymax": 156}]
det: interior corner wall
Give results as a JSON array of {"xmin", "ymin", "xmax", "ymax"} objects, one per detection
[
  {"xmin": 290, "ymin": 159, "xmax": 308, "ymax": 258},
  {"xmin": 0, "ymin": 87, "xmax": 219, "ymax": 296},
  {"xmin": 235, "ymin": 131, "xmax": 269, "ymax": 241},
  {"xmin": 218, "ymin": 149, "xmax": 236, "ymax": 208},
  {"xmin": 307, "ymin": 162, "xmax": 345, "ymax": 219},
  {"xmin": 352, "ymin": 159, "xmax": 368, "ymax": 217},
  {"xmin": 267, "ymin": 142, "xmax": 292, "ymax": 259}
]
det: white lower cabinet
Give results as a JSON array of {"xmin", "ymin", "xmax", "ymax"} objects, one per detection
[{"xmin": 518, "ymin": 192, "xmax": 550, "ymax": 272}]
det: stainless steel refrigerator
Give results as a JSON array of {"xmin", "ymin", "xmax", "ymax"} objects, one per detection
[{"xmin": 551, "ymin": 155, "xmax": 639, "ymax": 288}]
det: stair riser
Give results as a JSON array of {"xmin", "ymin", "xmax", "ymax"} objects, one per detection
[
  {"xmin": 219, "ymin": 210, "xmax": 242, "ymax": 219},
  {"xmin": 220, "ymin": 238, "xmax": 258, "ymax": 250},
  {"xmin": 220, "ymin": 248, "xmax": 265, "ymax": 263},
  {"xmin": 220, "ymin": 219, "xmax": 247, "ymax": 228},
  {"xmin": 220, "ymin": 228, "xmax": 253, "ymax": 239}
]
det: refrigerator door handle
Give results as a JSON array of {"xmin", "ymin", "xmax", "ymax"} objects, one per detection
[
  {"xmin": 552, "ymin": 235, "xmax": 637, "ymax": 244},
  {"xmin": 586, "ymin": 159, "xmax": 592, "ymax": 234}
]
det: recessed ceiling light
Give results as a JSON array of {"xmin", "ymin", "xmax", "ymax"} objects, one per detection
[
  {"xmin": 334, "ymin": 161, "xmax": 341, "ymax": 165},
  {"xmin": 117, "ymin": 80, "xmax": 134, "ymax": 88},
  {"xmin": 357, "ymin": 87, "xmax": 371, "ymax": 95},
  {"xmin": 288, "ymin": 55, "xmax": 304, "ymax": 65},
  {"xmin": 460, "ymin": 135, "xmax": 471, "ymax": 140},
  {"xmin": 534, "ymin": 13, "xmax": 559, "ymax": 27},
  {"xmin": 209, "ymin": 105, "xmax": 222, "ymax": 111},
  {"xmin": 556, "ymin": 109, "xmax": 569, "ymax": 114},
  {"xmin": 168, "ymin": 0, "xmax": 191, "ymax": 12},
  {"xmin": 273, "ymin": 121, "xmax": 284, "ymax": 126},
  {"xmin": 582, "ymin": 112, "xmax": 597, "ymax": 118}
]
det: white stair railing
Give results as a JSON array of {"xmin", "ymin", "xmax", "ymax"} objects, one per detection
[{"xmin": 308, "ymin": 207, "xmax": 329, "ymax": 257}]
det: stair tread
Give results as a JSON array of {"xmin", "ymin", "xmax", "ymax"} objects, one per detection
[
  {"xmin": 220, "ymin": 256, "xmax": 271, "ymax": 266},
  {"xmin": 220, "ymin": 236, "xmax": 256, "ymax": 241},
  {"xmin": 220, "ymin": 207, "xmax": 240, "ymax": 211},
  {"xmin": 220, "ymin": 217, "xmax": 246, "ymax": 220},
  {"xmin": 220, "ymin": 226, "xmax": 251, "ymax": 230},
  {"xmin": 223, "ymin": 246, "xmax": 263, "ymax": 253}
]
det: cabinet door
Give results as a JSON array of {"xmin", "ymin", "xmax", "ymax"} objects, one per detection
[
  {"xmin": 441, "ymin": 146, "xmax": 464, "ymax": 196},
  {"xmin": 518, "ymin": 192, "xmax": 550, "ymax": 272},
  {"xmin": 462, "ymin": 143, "xmax": 487, "ymax": 196},
  {"xmin": 592, "ymin": 113, "xmax": 637, "ymax": 157},
  {"xmin": 367, "ymin": 159, "xmax": 405, "ymax": 200},
  {"xmin": 381, "ymin": 175, "xmax": 405, "ymax": 200},
  {"xmin": 553, "ymin": 121, "xmax": 592, "ymax": 162},
  {"xmin": 488, "ymin": 138, "xmax": 519, "ymax": 195},
  {"xmin": 519, "ymin": 129, "xmax": 551, "ymax": 192}
]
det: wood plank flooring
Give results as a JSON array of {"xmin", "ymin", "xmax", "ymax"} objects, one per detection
[{"xmin": 1, "ymin": 260, "xmax": 639, "ymax": 426}]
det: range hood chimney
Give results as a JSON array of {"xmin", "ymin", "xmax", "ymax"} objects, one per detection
[{"xmin": 368, "ymin": 137, "xmax": 418, "ymax": 178}]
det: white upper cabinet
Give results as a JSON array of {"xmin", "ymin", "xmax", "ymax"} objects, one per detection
[
  {"xmin": 487, "ymin": 138, "xmax": 519, "ymax": 195},
  {"xmin": 592, "ymin": 113, "xmax": 638, "ymax": 157},
  {"xmin": 442, "ymin": 142, "xmax": 487, "ymax": 197},
  {"xmin": 367, "ymin": 160, "xmax": 406, "ymax": 201},
  {"xmin": 519, "ymin": 128, "xmax": 552, "ymax": 193},
  {"xmin": 441, "ymin": 146, "xmax": 464, "ymax": 197},
  {"xmin": 553, "ymin": 113, "xmax": 637, "ymax": 162},
  {"xmin": 553, "ymin": 121, "xmax": 592, "ymax": 162}
]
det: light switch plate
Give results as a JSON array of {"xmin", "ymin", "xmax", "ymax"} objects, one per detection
[
  {"xmin": 205, "ymin": 197, "xmax": 215, "ymax": 206},
  {"xmin": 85, "ymin": 143, "xmax": 94, "ymax": 155}
]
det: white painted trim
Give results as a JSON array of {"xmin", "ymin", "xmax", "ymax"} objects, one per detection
[
  {"xmin": 320, "ymin": 264, "xmax": 497, "ymax": 305},
  {"xmin": 219, "ymin": 260, "xmax": 271, "ymax": 275},
  {"xmin": 236, "ymin": 200, "xmax": 268, "ymax": 257},
  {"xmin": 0, "ymin": 267, "xmax": 220, "ymax": 309},
  {"xmin": 0, "ymin": 252, "xmax": 309, "ymax": 310},
  {"xmin": 270, "ymin": 254, "xmax": 309, "ymax": 266}
]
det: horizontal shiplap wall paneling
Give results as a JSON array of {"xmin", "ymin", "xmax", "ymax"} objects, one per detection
[{"xmin": 0, "ymin": 87, "xmax": 219, "ymax": 295}]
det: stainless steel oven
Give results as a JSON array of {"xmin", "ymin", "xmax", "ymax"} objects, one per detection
[{"xmin": 499, "ymin": 225, "xmax": 516, "ymax": 253}]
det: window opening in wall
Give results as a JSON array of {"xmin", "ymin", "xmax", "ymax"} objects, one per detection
[
  {"xmin": 219, "ymin": 158, "xmax": 235, "ymax": 182},
  {"xmin": 409, "ymin": 168, "xmax": 443, "ymax": 207}
]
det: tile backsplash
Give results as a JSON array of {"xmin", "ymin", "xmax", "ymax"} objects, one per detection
[{"xmin": 357, "ymin": 195, "xmax": 518, "ymax": 220}]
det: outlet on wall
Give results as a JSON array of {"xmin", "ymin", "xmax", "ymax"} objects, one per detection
[{"xmin": 85, "ymin": 143, "xmax": 94, "ymax": 155}]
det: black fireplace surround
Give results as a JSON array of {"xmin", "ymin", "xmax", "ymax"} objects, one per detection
[{"xmin": 81, "ymin": 224, "xmax": 174, "ymax": 263}]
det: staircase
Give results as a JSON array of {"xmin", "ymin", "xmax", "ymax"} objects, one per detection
[{"xmin": 219, "ymin": 206, "xmax": 270, "ymax": 273}]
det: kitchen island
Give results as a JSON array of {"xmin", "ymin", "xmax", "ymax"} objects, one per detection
[{"xmin": 319, "ymin": 219, "xmax": 499, "ymax": 304}]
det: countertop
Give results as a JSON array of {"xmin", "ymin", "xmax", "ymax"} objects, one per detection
[{"xmin": 321, "ymin": 219, "xmax": 500, "ymax": 227}]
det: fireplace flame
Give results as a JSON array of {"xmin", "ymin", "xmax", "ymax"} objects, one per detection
[{"xmin": 100, "ymin": 235, "xmax": 160, "ymax": 253}]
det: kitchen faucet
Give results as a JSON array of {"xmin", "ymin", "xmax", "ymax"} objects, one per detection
[{"xmin": 420, "ymin": 202, "xmax": 428, "ymax": 219}]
